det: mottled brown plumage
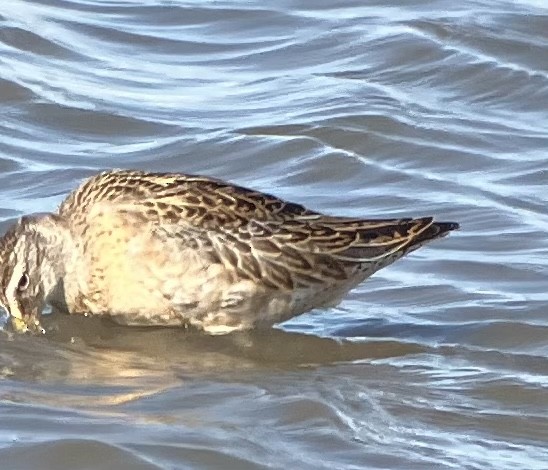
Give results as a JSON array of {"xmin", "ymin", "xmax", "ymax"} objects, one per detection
[{"xmin": 0, "ymin": 170, "xmax": 458, "ymax": 334}]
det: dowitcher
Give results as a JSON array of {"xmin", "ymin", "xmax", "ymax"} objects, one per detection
[{"xmin": 0, "ymin": 170, "xmax": 458, "ymax": 334}]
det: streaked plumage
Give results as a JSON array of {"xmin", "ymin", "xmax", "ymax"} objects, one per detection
[{"xmin": 0, "ymin": 170, "xmax": 458, "ymax": 334}]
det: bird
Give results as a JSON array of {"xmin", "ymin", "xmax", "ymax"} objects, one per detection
[{"xmin": 0, "ymin": 169, "xmax": 458, "ymax": 334}]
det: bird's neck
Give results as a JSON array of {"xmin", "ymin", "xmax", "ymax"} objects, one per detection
[{"xmin": 34, "ymin": 214, "xmax": 75, "ymax": 309}]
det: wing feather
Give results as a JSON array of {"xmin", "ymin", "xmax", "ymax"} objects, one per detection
[{"xmin": 59, "ymin": 170, "xmax": 456, "ymax": 290}]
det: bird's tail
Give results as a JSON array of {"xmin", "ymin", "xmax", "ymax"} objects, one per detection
[{"xmin": 319, "ymin": 217, "xmax": 459, "ymax": 263}]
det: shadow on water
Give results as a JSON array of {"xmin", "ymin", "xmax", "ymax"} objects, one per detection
[
  {"xmin": 0, "ymin": 312, "xmax": 426, "ymax": 383},
  {"xmin": 0, "ymin": 313, "xmax": 426, "ymax": 416}
]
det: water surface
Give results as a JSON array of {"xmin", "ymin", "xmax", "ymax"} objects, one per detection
[{"xmin": 0, "ymin": 0, "xmax": 547, "ymax": 468}]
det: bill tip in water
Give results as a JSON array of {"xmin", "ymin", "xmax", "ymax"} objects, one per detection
[
  {"xmin": 10, "ymin": 316, "xmax": 45, "ymax": 335},
  {"xmin": 11, "ymin": 316, "xmax": 28, "ymax": 333}
]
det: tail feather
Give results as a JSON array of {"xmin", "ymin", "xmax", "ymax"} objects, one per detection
[
  {"xmin": 330, "ymin": 218, "xmax": 459, "ymax": 262},
  {"xmin": 411, "ymin": 221, "xmax": 459, "ymax": 246}
]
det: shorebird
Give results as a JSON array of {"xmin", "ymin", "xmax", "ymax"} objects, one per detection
[{"xmin": 0, "ymin": 170, "xmax": 458, "ymax": 334}]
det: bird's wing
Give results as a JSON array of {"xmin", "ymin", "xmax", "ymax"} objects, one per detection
[{"xmin": 59, "ymin": 170, "xmax": 455, "ymax": 290}]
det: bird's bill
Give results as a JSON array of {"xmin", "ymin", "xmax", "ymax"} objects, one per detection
[
  {"xmin": 10, "ymin": 315, "xmax": 29, "ymax": 333},
  {"xmin": 9, "ymin": 309, "xmax": 45, "ymax": 334}
]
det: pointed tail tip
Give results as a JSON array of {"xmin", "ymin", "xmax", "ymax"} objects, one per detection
[
  {"xmin": 414, "ymin": 219, "xmax": 459, "ymax": 246},
  {"xmin": 407, "ymin": 219, "xmax": 460, "ymax": 255}
]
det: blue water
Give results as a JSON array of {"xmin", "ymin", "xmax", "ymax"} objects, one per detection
[{"xmin": 0, "ymin": 0, "xmax": 547, "ymax": 468}]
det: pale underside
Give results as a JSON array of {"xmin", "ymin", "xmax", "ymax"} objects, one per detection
[
  {"xmin": 44, "ymin": 170, "xmax": 453, "ymax": 334},
  {"xmin": 58, "ymin": 204, "xmax": 382, "ymax": 334}
]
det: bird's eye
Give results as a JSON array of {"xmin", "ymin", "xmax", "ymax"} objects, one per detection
[{"xmin": 17, "ymin": 273, "xmax": 29, "ymax": 292}]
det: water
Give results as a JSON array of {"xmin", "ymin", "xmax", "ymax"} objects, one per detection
[{"xmin": 0, "ymin": 0, "xmax": 547, "ymax": 468}]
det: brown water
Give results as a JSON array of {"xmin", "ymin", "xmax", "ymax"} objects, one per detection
[{"xmin": 1, "ymin": 1, "xmax": 547, "ymax": 469}]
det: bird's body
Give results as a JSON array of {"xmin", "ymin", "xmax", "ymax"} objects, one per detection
[{"xmin": 0, "ymin": 170, "xmax": 458, "ymax": 334}]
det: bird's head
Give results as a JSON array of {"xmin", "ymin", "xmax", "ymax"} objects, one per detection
[{"xmin": 0, "ymin": 215, "xmax": 63, "ymax": 333}]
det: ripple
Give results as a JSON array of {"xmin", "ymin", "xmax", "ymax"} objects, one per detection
[{"xmin": 0, "ymin": 0, "xmax": 547, "ymax": 468}]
